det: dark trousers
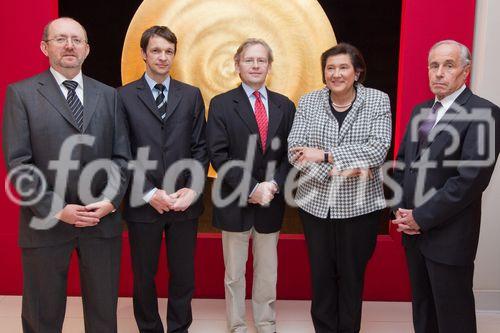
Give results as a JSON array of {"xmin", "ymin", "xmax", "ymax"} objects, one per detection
[
  {"xmin": 21, "ymin": 236, "xmax": 121, "ymax": 333},
  {"xmin": 128, "ymin": 218, "xmax": 198, "ymax": 333},
  {"xmin": 405, "ymin": 245, "xmax": 476, "ymax": 333},
  {"xmin": 299, "ymin": 209, "xmax": 380, "ymax": 333}
]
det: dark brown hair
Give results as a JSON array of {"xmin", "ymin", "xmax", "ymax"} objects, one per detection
[
  {"xmin": 321, "ymin": 43, "xmax": 367, "ymax": 84},
  {"xmin": 140, "ymin": 26, "xmax": 177, "ymax": 53}
]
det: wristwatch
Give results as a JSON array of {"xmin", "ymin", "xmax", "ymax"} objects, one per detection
[{"xmin": 323, "ymin": 151, "xmax": 329, "ymax": 163}]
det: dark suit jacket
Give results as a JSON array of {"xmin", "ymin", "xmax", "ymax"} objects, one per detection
[
  {"xmin": 2, "ymin": 69, "xmax": 131, "ymax": 248},
  {"xmin": 118, "ymin": 75, "xmax": 208, "ymax": 223},
  {"xmin": 207, "ymin": 85, "xmax": 295, "ymax": 233},
  {"xmin": 393, "ymin": 87, "xmax": 500, "ymax": 266}
]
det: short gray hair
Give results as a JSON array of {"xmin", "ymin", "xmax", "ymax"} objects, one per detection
[
  {"xmin": 429, "ymin": 39, "xmax": 471, "ymax": 66},
  {"xmin": 234, "ymin": 38, "xmax": 274, "ymax": 64}
]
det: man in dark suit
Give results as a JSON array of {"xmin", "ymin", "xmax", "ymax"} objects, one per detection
[
  {"xmin": 118, "ymin": 26, "xmax": 208, "ymax": 333},
  {"xmin": 392, "ymin": 40, "xmax": 500, "ymax": 333},
  {"xmin": 207, "ymin": 38, "xmax": 295, "ymax": 333},
  {"xmin": 2, "ymin": 17, "xmax": 130, "ymax": 333}
]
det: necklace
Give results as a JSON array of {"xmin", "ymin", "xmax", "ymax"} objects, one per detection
[
  {"xmin": 331, "ymin": 100, "xmax": 352, "ymax": 108},
  {"xmin": 331, "ymin": 92, "xmax": 355, "ymax": 109}
]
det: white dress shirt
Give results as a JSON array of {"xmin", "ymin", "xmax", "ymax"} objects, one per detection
[
  {"xmin": 50, "ymin": 67, "xmax": 84, "ymax": 105},
  {"xmin": 433, "ymin": 84, "xmax": 467, "ymax": 128}
]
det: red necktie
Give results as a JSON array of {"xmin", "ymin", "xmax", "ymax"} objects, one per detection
[{"xmin": 253, "ymin": 91, "xmax": 268, "ymax": 151}]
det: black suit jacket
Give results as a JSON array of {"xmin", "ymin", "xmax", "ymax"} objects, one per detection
[
  {"xmin": 207, "ymin": 85, "xmax": 295, "ymax": 233},
  {"xmin": 393, "ymin": 87, "xmax": 500, "ymax": 265},
  {"xmin": 118, "ymin": 75, "xmax": 208, "ymax": 223},
  {"xmin": 2, "ymin": 70, "xmax": 131, "ymax": 248}
]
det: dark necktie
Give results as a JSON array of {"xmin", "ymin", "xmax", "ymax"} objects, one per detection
[
  {"xmin": 253, "ymin": 91, "xmax": 268, "ymax": 152},
  {"xmin": 418, "ymin": 101, "xmax": 442, "ymax": 149},
  {"xmin": 62, "ymin": 80, "xmax": 84, "ymax": 131},
  {"xmin": 154, "ymin": 83, "xmax": 167, "ymax": 119}
]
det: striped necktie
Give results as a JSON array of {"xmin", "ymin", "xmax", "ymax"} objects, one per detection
[
  {"xmin": 62, "ymin": 80, "xmax": 84, "ymax": 131},
  {"xmin": 154, "ymin": 83, "xmax": 167, "ymax": 119}
]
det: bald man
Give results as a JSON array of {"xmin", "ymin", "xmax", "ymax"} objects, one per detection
[{"xmin": 2, "ymin": 17, "xmax": 130, "ymax": 333}]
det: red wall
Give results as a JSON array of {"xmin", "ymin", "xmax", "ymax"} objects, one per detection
[
  {"xmin": 394, "ymin": 0, "xmax": 476, "ymax": 154},
  {"xmin": 0, "ymin": 0, "xmax": 58, "ymax": 296},
  {"xmin": 0, "ymin": 0, "xmax": 476, "ymax": 300}
]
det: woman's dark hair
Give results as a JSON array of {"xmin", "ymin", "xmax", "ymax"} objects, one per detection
[{"xmin": 321, "ymin": 43, "xmax": 367, "ymax": 84}]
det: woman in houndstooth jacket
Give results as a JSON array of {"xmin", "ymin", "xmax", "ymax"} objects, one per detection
[{"xmin": 288, "ymin": 43, "xmax": 392, "ymax": 333}]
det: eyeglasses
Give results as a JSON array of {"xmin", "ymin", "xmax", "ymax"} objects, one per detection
[{"xmin": 45, "ymin": 36, "xmax": 87, "ymax": 46}]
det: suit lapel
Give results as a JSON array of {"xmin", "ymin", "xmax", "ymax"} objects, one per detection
[
  {"xmin": 338, "ymin": 84, "xmax": 364, "ymax": 143},
  {"xmin": 36, "ymin": 70, "xmax": 80, "ymax": 131},
  {"xmin": 233, "ymin": 85, "xmax": 260, "ymax": 136},
  {"xmin": 265, "ymin": 89, "xmax": 283, "ymax": 152},
  {"xmin": 82, "ymin": 75, "xmax": 100, "ymax": 132},
  {"xmin": 136, "ymin": 75, "xmax": 163, "ymax": 122},
  {"xmin": 414, "ymin": 88, "xmax": 472, "ymax": 161},
  {"xmin": 410, "ymin": 100, "xmax": 434, "ymax": 161},
  {"xmin": 413, "ymin": 109, "xmax": 460, "ymax": 161},
  {"xmin": 164, "ymin": 79, "xmax": 182, "ymax": 122}
]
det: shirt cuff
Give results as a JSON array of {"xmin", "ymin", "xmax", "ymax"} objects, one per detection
[
  {"xmin": 270, "ymin": 180, "xmax": 279, "ymax": 193},
  {"xmin": 143, "ymin": 188, "xmax": 158, "ymax": 203},
  {"xmin": 249, "ymin": 183, "xmax": 259, "ymax": 198},
  {"xmin": 103, "ymin": 198, "xmax": 117, "ymax": 212}
]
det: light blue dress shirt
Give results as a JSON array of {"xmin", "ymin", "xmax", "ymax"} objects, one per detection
[
  {"xmin": 241, "ymin": 82, "xmax": 269, "ymax": 118},
  {"xmin": 142, "ymin": 73, "xmax": 171, "ymax": 202}
]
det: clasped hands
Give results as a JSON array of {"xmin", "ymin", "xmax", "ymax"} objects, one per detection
[
  {"xmin": 149, "ymin": 188, "xmax": 197, "ymax": 214},
  {"xmin": 248, "ymin": 181, "xmax": 278, "ymax": 206},
  {"xmin": 56, "ymin": 200, "xmax": 115, "ymax": 228},
  {"xmin": 391, "ymin": 208, "xmax": 421, "ymax": 235},
  {"xmin": 289, "ymin": 146, "xmax": 373, "ymax": 179}
]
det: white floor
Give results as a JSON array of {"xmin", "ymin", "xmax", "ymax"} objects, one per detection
[{"xmin": 0, "ymin": 296, "xmax": 499, "ymax": 332}]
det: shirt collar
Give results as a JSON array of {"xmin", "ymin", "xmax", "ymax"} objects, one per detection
[
  {"xmin": 242, "ymin": 82, "xmax": 267, "ymax": 101},
  {"xmin": 50, "ymin": 67, "xmax": 83, "ymax": 89},
  {"xmin": 144, "ymin": 72, "xmax": 171, "ymax": 93},
  {"xmin": 435, "ymin": 84, "xmax": 466, "ymax": 109}
]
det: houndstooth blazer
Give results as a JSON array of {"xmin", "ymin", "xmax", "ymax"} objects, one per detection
[{"xmin": 288, "ymin": 83, "xmax": 392, "ymax": 219}]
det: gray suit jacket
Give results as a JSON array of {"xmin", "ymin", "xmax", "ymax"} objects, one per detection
[{"xmin": 2, "ymin": 69, "xmax": 131, "ymax": 248}]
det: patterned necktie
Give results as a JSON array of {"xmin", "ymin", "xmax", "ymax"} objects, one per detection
[
  {"xmin": 62, "ymin": 80, "xmax": 84, "ymax": 131},
  {"xmin": 253, "ymin": 91, "xmax": 268, "ymax": 152},
  {"xmin": 154, "ymin": 83, "xmax": 167, "ymax": 119},
  {"xmin": 418, "ymin": 101, "xmax": 442, "ymax": 149}
]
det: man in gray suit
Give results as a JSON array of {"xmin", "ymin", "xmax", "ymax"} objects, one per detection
[{"xmin": 2, "ymin": 17, "xmax": 130, "ymax": 333}]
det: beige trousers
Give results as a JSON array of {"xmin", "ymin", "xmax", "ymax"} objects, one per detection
[{"xmin": 222, "ymin": 228, "xmax": 280, "ymax": 333}]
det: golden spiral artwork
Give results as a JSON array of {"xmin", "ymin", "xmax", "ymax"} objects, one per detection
[{"xmin": 121, "ymin": 0, "xmax": 337, "ymax": 107}]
